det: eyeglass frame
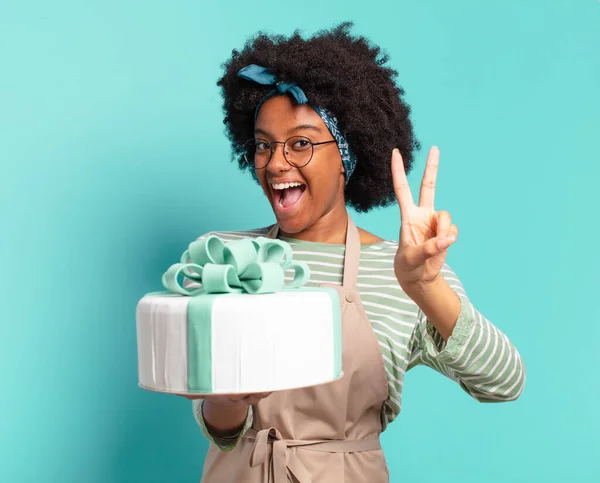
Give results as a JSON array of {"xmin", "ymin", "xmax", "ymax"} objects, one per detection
[{"xmin": 243, "ymin": 135, "xmax": 337, "ymax": 169}]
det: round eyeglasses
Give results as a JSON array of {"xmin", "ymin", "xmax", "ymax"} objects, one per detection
[{"xmin": 243, "ymin": 136, "xmax": 337, "ymax": 169}]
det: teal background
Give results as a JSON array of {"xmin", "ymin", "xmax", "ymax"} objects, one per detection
[{"xmin": 1, "ymin": 1, "xmax": 598, "ymax": 482}]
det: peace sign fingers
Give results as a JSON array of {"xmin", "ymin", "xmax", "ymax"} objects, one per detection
[
  {"xmin": 391, "ymin": 145, "xmax": 455, "ymax": 289},
  {"xmin": 392, "ymin": 146, "xmax": 440, "ymax": 217},
  {"xmin": 418, "ymin": 146, "xmax": 439, "ymax": 210}
]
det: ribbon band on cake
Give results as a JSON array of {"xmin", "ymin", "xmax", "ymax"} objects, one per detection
[{"xmin": 161, "ymin": 236, "xmax": 310, "ymax": 296}]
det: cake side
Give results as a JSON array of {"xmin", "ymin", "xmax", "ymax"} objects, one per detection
[
  {"xmin": 209, "ymin": 289, "xmax": 342, "ymax": 393},
  {"xmin": 136, "ymin": 295, "xmax": 189, "ymax": 392},
  {"xmin": 136, "ymin": 288, "xmax": 342, "ymax": 395}
]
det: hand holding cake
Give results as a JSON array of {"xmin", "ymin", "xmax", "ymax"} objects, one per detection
[{"xmin": 181, "ymin": 392, "xmax": 272, "ymax": 440}]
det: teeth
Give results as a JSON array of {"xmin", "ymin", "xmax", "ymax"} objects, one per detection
[{"xmin": 271, "ymin": 182, "xmax": 304, "ymax": 190}]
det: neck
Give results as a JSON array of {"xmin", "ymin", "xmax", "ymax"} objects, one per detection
[{"xmin": 279, "ymin": 203, "xmax": 349, "ymax": 244}]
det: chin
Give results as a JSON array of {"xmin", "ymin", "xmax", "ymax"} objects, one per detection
[{"xmin": 273, "ymin": 212, "xmax": 311, "ymax": 235}]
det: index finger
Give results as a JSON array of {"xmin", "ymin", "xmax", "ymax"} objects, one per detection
[{"xmin": 391, "ymin": 148, "xmax": 415, "ymax": 219}]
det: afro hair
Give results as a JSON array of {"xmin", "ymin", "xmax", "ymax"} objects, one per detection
[{"xmin": 217, "ymin": 22, "xmax": 421, "ymax": 212}]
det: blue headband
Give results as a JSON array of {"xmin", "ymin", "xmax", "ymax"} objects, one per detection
[{"xmin": 237, "ymin": 64, "xmax": 357, "ymax": 183}]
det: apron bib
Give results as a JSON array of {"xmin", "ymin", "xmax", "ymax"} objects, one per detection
[{"xmin": 201, "ymin": 216, "xmax": 390, "ymax": 482}]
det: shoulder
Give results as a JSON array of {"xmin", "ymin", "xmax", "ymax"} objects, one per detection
[
  {"xmin": 359, "ymin": 239, "xmax": 398, "ymax": 264},
  {"xmin": 194, "ymin": 226, "xmax": 272, "ymax": 242},
  {"xmin": 357, "ymin": 227, "xmax": 385, "ymax": 244},
  {"xmin": 360, "ymin": 235, "xmax": 398, "ymax": 253}
]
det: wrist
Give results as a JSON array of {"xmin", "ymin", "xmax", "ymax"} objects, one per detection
[
  {"xmin": 202, "ymin": 400, "xmax": 249, "ymax": 437},
  {"xmin": 400, "ymin": 274, "xmax": 444, "ymax": 300},
  {"xmin": 402, "ymin": 276, "xmax": 461, "ymax": 341}
]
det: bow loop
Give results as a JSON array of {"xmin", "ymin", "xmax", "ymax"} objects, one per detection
[
  {"xmin": 275, "ymin": 82, "xmax": 309, "ymax": 104},
  {"xmin": 249, "ymin": 428, "xmax": 281, "ymax": 468},
  {"xmin": 248, "ymin": 428, "xmax": 313, "ymax": 483},
  {"xmin": 253, "ymin": 236, "xmax": 293, "ymax": 266},
  {"xmin": 238, "ymin": 64, "xmax": 308, "ymax": 105},
  {"xmin": 238, "ymin": 64, "xmax": 278, "ymax": 85},
  {"xmin": 161, "ymin": 235, "xmax": 309, "ymax": 295}
]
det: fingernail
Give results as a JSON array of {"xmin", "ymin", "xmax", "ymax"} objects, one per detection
[{"xmin": 437, "ymin": 236, "xmax": 455, "ymax": 249}]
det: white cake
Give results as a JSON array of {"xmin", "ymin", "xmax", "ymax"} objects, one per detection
[{"xmin": 135, "ymin": 234, "xmax": 343, "ymax": 395}]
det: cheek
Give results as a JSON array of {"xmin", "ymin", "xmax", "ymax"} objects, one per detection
[
  {"xmin": 256, "ymin": 172, "xmax": 270, "ymax": 195},
  {"xmin": 305, "ymin": 162, "xmax": 342, "ymax": 200}
]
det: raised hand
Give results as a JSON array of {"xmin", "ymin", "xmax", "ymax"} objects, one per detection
[{"xmin": 391, "ymin": 146, "xmax": 458, "ymax": 290}]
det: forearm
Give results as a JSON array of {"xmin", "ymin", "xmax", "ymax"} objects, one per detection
[
  {"xmin": 202, "ymin": 400, "xmax": 249, "ymax": 437},
  {"xmin": 408, "ymin": 288, "xmax": 526, "ymax": 402},
  {"xmin": 403, "ymin": 275, "xmax": 461, "ymax": 341}
]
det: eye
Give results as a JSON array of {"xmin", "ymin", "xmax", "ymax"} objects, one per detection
[
  {"xmin": 291, "ymin": 139, "xmax": 311, "ymax": 150},
  {"xmin": 255, "ymin": 141, "xmax": 270, "ymax": 151}
]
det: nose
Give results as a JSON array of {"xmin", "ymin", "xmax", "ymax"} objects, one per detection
[{"xmin": 266, "ymin": 142, "xmax": 291, "ymax": 173}]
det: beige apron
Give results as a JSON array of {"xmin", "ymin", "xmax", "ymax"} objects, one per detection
[{"xmin": 201, "ymin": 216, "xmax": 390, "ymax": 482}]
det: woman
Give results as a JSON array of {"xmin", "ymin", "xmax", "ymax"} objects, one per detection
[{"xmin": 184, "ymin": 23, "xmax": 525, "ymax": 482}]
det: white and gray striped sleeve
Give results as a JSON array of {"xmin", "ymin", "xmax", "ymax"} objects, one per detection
[{"xmin": 407, "ymin": 264, "xmax": 526, "ymax": 403}]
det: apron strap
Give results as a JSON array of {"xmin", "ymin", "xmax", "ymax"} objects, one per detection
[
  {"xmin": 247, "ymin": 428, "xmax": 381, "ymax": 483},
  {"xmin": 341, "ymin": 216, "xmax": 361, "ymax": 291}
]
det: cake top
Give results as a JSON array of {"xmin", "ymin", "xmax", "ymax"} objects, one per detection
[{"xmin": 161, "ymin": 234, "xmax": 312, "ymax": 296}]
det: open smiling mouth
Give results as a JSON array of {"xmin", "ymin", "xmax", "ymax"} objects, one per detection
[{"xmin": 271, "ymin": 182, "xmax": 307, "ymax": 210}]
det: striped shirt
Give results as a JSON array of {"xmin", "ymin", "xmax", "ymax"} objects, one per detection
[{"xmin": 191, "ymin": 227, "xmax": 526, "ymax": 449}]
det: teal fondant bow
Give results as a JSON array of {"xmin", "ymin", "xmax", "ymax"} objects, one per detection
[{"xmin": 161, "ymin": 236, "xmax": 310, "ymax": 296}]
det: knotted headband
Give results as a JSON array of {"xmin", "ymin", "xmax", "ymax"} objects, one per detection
[{"xmin": 238, "ymin": 64, "xmax": 357, "ymax": 182}]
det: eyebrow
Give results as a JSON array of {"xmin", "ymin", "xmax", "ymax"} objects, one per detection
[{"xmin": 254, "ymin": 124, "xmax": 324, "ymax": 137}]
